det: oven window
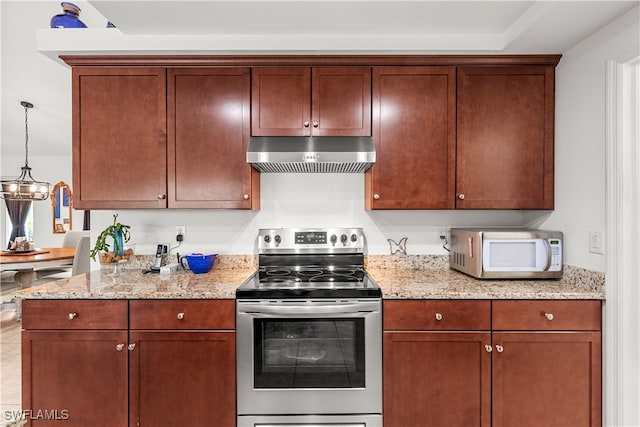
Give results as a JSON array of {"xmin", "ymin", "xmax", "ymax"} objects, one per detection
[{"xmin": 254, "ymin": 318, "xmax": 365, "ymax": 388}]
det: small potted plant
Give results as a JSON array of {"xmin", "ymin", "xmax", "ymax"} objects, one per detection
[{"xmin": 90, "ymin": 213, "xmax": 133, "ymax": 264}]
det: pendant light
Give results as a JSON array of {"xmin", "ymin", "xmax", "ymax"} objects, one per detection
[{"xmin": 0, "ymin": 101, "xmax": 51, "ymax": 201}]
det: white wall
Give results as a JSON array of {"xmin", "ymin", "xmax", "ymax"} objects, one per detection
[
  {"xmin": 1, "ymin": 1, "xmax": 636, "ymax": 263},
  {"xmin": 1, "ymin": 1, "xmax": 549, "ymax": 257},
  {"xmin": 542, "ymin": 6, "xmax": 640, "ymax": 272},
  {"xmin": 89, "ymin": 175, "xmax": 544, "ymax": 257}
]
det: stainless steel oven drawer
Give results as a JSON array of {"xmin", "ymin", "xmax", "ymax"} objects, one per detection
[{"xmin": 237, "ymin": 414, "xmax": 382, "ymax": 427}]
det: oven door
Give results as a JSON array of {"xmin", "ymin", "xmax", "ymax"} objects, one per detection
[{"xmin": 236, "ymin": 299, "xmax": 382, "ymax": 416}]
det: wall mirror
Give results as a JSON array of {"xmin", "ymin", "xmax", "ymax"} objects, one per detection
[{"xmin": 51, "ymin": 181, "xmax": 72, "ymax": 233}]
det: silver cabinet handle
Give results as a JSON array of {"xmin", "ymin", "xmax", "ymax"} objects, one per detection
[
  {"xmin": 485, "ymin": 345, "xmax": 492, "ymax": 353},
  {"xmin": 243, "ymin": 194, "xmax": 249, "ymax": 200},
  {"xmin": 303, "ymin": 121, "xmax": 310, "ymax": 128},
  {"xmin": 495, "ymin": 345, "xmax": 504, "ymax": 353},
  {"xmin": 177, "ymin": 312, "xmax": 185, "ymax": 320},
  {"xmin": 458, "ymin": 193, "xmax": 465, "ymax": 200},
  {"xmin": 373, "ymin": 194, "xmax": 380, "ymax": 200},
  {"xmin": 313, "ymin": 121, "xmax": 319, "ymax": 128},
  {"xmin": 545, "ymin": 312, "xmax": 554, "ymax": 321},
  {"xmin": 435, "ymin": 312, "xmax": 443, "ymax": 321},
  {"xmin": 67, "ymin": 312, "xmax": 77, "ymax": 320},
  {"xmin": 128, "ymin": 343, "xmax": 136, "ymax": 351},
  {"xmin": 116, "ymin": 343, "xmax": 125, "ymax": 351}
]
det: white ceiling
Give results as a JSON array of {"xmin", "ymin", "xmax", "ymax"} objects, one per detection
[
  {"xmin": 1, "ymin": 0, "xmax": 638, "ymax": 160},
  {"xmin": 85, "ymin": 0, "xmax": 638, "ymax": 53}
]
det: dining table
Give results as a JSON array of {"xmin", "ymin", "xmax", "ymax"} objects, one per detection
[{"xmin": 0, "ymin": 247, "xmax": 76, "ymax": 288}]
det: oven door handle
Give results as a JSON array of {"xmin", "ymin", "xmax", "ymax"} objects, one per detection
[{"xmin": 237, "ymin": 302, "xmax": 380, "ymax": 316}]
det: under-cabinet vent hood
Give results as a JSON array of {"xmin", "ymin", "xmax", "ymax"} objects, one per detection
[{"xmin": 247, "ymin": 136, "xmax": 376, "ymax": 173}]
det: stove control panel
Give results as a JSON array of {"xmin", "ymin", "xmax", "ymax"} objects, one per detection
[{"xmin": 259, "ymin": 228, "xmax": 365, "ymax": 252}]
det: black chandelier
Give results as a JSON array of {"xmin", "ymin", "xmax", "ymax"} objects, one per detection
[{"xmin": 0, "ymin": 101, "xmax": 51, "ymax": 201}]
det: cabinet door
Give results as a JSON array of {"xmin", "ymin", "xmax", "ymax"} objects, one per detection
[
  {"xmin": 457, "ymin": 66, "xmax": 555, "ymax": 209},
  {"xmin": 252, "ymin": 67, "xmax": 311, "ymax": 136},
  {"xmin": 22, "ymin": 330, "xmax": 128, "ymax": 427},
  {"xmin": 492, "ymin": 332, "xmax": 602, "ymax": 427},
  {"xmin": 72, "ymin": 67, "xmax": 167, "ymax": 209},
  {"xmin": 312, "ymin": 66, "xmax": 371, "ymax": 136},
  {"xmin": 384, "ymin": 331, "xmax": 491, "ymax": 427},
  {"xmin": 367, "ymin": 66, "xmax": 456, "ymax": 209},
  {"xmin": 129, "ymin": 331, "xmax": 236, "ymax": 427},
  {"xmin": 168, "ymin": 68, "xmax": 259, "ymax": 209}
]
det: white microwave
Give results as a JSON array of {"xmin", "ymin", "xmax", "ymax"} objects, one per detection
[{"xmin": 449, "ymin": 228, "xmax": 563, "ymax": 279}]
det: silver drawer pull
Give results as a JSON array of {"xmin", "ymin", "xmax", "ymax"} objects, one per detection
[
  {"xmin": 435, "ymin": 312, "xmax": 443, "ymax": 321},
  {"xmin": 116, "ymin": 343, "xmax": 125, "ymax": 351},
  {"xmin": 495, "ymin": 344, "xmax": 504, "ymax": 353},
  {"xmin": 544, "ymin": 312, "xmax": 554, "ymax": 321},
  {"xmin": 67, "ymin": 312, "xmax": 77, "ymax": 320},
  {"xmin": 485, "ymin": 345, "xmax": 492, "ymax": 353},
  {"xmin": 177, "ymin": 312, "xmax": 185, "ymax": 320},
  {"xmin": 128, "ymin": 343, "xmax": 136, "ymax": 351}
]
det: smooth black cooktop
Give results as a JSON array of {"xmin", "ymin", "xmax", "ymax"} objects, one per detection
[{"xmin": 236, "ymin": 267, "xmax": 381, "ymax": 299}]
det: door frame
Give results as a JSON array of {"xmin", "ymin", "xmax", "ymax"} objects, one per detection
[{"xmin": 604, "ymin": 55, "xmax": 640, "ymax": 426}]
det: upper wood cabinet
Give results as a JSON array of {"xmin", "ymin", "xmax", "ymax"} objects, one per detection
[
  {"xmin": 168, "ymin": 68, "xmax": 259, "ymax": 209},
  {"xmin": 71, "ymin": 66, "xmax": 259, "ymax": 210},
  {"xmin": 456, "ymin": 66, "xmax": 555, "ymax": 209},
  {"xmin": 251, "ymin": 66, "xmax": 372, "ymax": 136},
  {"xmin": 368, "ymin": 64, "xmax": 556, "ymax": 210},
  {"xmin": 72, "ymin": 67, "xmax": 167, "ymax": 209},
  {"xmin": 366, "ymin": 66, "xmax": 456, "ymax": 209}
]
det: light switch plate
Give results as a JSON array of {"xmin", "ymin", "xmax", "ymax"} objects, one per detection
[{"xmin": 589, "ymin": 230, "xmax": 604, "ymax": 254}]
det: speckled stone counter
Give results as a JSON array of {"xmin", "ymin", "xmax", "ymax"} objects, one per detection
[
  {"xmin": 13, "ymin": 255, "xmax": 605, "ymax": 301},
  {"xmin": 14, "ymin": 255, "xmax": 256, "ymax": 300},
  {"xmin": 366, "ymin": 255, "xmax": 605, "ymax": 300}
]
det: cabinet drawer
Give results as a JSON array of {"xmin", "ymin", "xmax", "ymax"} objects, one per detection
[
  {"xmin": 129, "ymin": 299, "xmax": 235, "ymax": 330},
  {"xmin": 492, "ymin": 300, "xmax": 602, "ymax": 331},
  {"xmin": 384, "ymin": 300, "xmax": 491, "ymax": 331},
  {"xmin": 21, "ymin": 299, "xmax": 128, "ymax": 330}
]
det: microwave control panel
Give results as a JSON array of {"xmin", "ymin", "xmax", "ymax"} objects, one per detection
[{"xmin": 548, "ymin": 238, "xmax": 562, "ymax": 271}]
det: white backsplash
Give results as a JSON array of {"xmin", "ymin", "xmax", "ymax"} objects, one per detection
[{"xmin": 91, "ymin": 173, "xmax": 550, "ymax": 257}]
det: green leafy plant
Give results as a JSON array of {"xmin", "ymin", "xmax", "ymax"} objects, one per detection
[{"xmin": 90, "ymin": 214, "xmax": 131, "ymax": 262}]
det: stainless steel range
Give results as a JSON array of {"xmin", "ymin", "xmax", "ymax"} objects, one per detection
[{"xmin": 236, "ymin": 227, "xmax": 382, "ymax": 427}]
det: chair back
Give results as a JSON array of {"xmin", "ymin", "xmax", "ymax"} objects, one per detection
[
  {"xmin": 71, "ymin": 236, "xmax": 91, "ymax": 276},
  {"xmin": 62, "ymin": 230, "xmax": 90, "ymax": 248}
]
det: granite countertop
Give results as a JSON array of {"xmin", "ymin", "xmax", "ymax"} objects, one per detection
[
  {"xmin": 367, "ymin": 268, "xmax": 604, "ymax": 300},
  {"xmin": 13, "ymin": 255, "xmax": 605, "ymax": 301},
  {"xmin": 14, "ymin": 267, "xmax": 255, "ymax": 300},
  {"xmin": 366, "ymin": 255, "xmax": 605, "ymax": 300}
]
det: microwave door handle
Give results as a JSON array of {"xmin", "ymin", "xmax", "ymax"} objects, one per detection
[
  {"xmin": 238, "ymin": 302, "xmax": 379, "ymax": 316},
  {"xmin": 543, "ymin": 239, "xmax": 552, "ymax": 271}
]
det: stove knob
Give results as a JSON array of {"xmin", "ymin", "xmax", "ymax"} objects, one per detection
[
  {"xmin": 274, "ymin": 235, "xmax": 282, "ymax": 245},
  {"xmin": 351, "ymin": 234, "xmax": 358, "ymax": 243},
  {"xmin": 340, "ymin": 234, "xmax": 348, "ymax": 245},
  {"xmin": 330, "ymin": 234, "xmax": 337, "ymax": 246},
  {"xmin": 264, "ymin": 235, "xmax": 271, "ymax": 243}
]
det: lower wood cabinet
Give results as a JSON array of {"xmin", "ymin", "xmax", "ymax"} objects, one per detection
[
  {"xmin": 491, "ymin": 300, "xmax": 602, "ymax": 427},
  {"xmin": 384, "ymin": 300, "xmax": 491, "ymax": 427},
  {"xmin": 383, "ymin": 299, "xmax": 602, "ymax": 427},
  {"xmin": 21, "ymin": 299, "xmax": 235, "ymax": 427},
  {"xmin": 129, "ymin": 300, "xmax": 235, "ymax": 426}
]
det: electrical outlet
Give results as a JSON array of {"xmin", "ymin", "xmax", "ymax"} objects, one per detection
[
  {"xmin": 176, "ymin": 225, "xmax": 186, "ymax": 239},
  {"xmin": 438, "ymin": 227, "xmax": 448, "ymax": 241}
]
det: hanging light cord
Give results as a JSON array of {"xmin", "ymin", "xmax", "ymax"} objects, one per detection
[{"xmin": 21, "ymin": 101, "xmax": 33, "ymax": 168}]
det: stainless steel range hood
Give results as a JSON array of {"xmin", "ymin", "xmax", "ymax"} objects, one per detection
[{"xmin": 247, "ymin": 136, "xmax": 376, "ymax": 173}]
